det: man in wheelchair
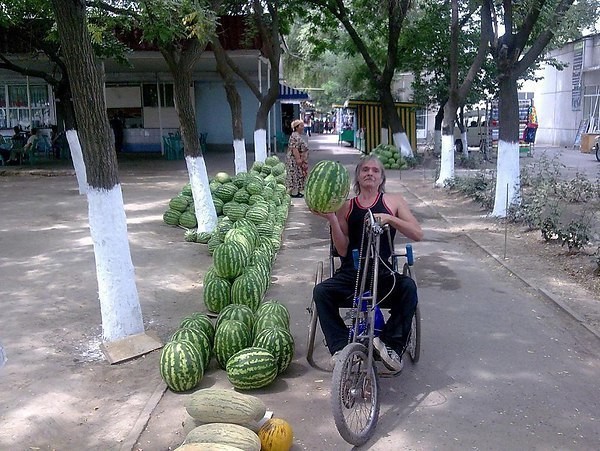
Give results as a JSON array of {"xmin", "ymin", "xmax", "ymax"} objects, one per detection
[{"xmin": 312, "ymin": 155, "xmax": 423, "ymax": 372}]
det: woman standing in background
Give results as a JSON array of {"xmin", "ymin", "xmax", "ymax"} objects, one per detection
[{"xmin": 285, "ymin": 119, "xmax": 309, "ymax": 198}]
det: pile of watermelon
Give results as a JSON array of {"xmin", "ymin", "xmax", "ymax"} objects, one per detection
[
  {"xmin": 370, "ymin": 143, "xmax": 409, "ymax": 170},
  {"xmin": 160, "ymin": 300, "xmax": 294, "ymax": 392}
]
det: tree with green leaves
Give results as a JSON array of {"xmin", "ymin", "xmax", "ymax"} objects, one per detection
[
  {"xmin": 303, "ymin": 0, "xmax": 415, "ymax": 156},
  {"xmin": 116, "ymin": 0, "xmax": 220, "ymax": 232},
  {"xmin": 486, "ymin": 0, "xmax": 598, "ymax": 217},
  {"xmin": 50, "ymin": 0, "xmax": 145, "ymax": 344},
  {"xmin": 436, "ymin": 0, "xmax": 492, "ymax": 185}
]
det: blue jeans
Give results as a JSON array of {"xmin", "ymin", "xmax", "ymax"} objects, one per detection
[{"xmin": 313, "ymin": 265, "xmax": 418, "ymax": 355}]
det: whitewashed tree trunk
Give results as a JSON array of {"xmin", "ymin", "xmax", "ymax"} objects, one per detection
[
  {"xmin": 380, "ymin": 127, "xmax": 389, "ymax": 145},
  {"xmin": 392, "ymin": 131, "xmax": 413, "ymax": 157},
  {"xmin": 87, "ymin": 185, "xmax": 144, "ymax": 342},
  {"xmin": 233, "ymin": 139, "xmax": 247, "ymax": 174},
  {"xmin": 436, "ymin": 134, "xmax": 455, "ymax": 186},
  {"xmin": 254, "ymin": 129, "xmax": 267, "ymax": 163},
  {"xmin": 65, "ymin": 129, "xmax": 87, "ymax": 194},
  {"xmin": 186, "ymin": 155, "xmax": 218, "ymax": 233},
  {"xmin": 492, "ymin": 140, "xmax": 520, "ymax": 217},
  {"xmin": 461, "ymin": 130, "xmax": 469, "ymax": 157}
]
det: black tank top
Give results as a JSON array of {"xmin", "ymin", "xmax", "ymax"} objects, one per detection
[{"xmin": 340, "ymin": 193, "xmax": 396, "ymax": 269}]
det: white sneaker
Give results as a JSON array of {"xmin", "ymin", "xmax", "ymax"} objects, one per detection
[
  {"xmin": 328, "ymin": 350, "xmax": 342, "ymax": 371},
  {"xmin": 373, "ymin": 337, "xmax": 404, "ymax": 372}
]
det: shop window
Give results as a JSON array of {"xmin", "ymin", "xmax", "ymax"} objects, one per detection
[
  {"xmin": 1, "ymin": 84, "xmax": 51, "ymax": 129},
  {"xmin": 142, "ymin": 83, "xmax": 175, "ymax": 107}
]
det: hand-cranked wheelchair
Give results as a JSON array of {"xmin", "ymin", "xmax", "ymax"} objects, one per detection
[{"xmin": 305, "ymin": 209, "xmax": 421, "ymax": 445}]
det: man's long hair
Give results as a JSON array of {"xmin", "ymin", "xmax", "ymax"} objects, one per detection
[{"xmin": 353, "ymin": 155, "xmax": 386, "ymax": 195}]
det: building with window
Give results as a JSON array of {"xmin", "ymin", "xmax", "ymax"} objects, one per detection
[
  {"xmin": 0, "ymin": 17, "xmax": 305, "ymax": 154},
  {"xmin": 526, "ymin": 33, "xmax": 600, "ymax": 148}
]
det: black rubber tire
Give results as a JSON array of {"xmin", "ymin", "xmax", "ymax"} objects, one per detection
[
  {"xmin": 407, "ymin": 305, "xmax": 421, "ymax": 363},
  {"xmin": 402, "ymin": 263, "xmax": 420, "ymax": 362},
  {"xmin": 306, "ymin": 261, "xmax": 323, "ymax": 366},
  {"xmin": 595, "ymin": 143, "xmax": 599, "ymax": 162},
  {"xmin": 331, "ymin": 342, "xmax": 380, "ymax": 446}
]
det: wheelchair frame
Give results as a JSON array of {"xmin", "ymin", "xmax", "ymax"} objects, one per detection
[{"xmin": 305, "ymin": 211, "xmax": 421, "ymax": 445}]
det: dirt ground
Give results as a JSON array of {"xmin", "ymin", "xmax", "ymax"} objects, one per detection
[{"xmin": 1, "ymin": 142, "xmax": 598, "ymax": 450}]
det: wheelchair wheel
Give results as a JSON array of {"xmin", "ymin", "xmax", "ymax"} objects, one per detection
[
  {"xmin": 306, "ymin": 260, "xmax": 323, "ymax": 366},
  {"xmin": 407, "ymin": 304, "xmax": 421, "ymax": 363},
  {"xmin": 331, "ymin": 342, "xmax": 380, "ymax": 446},
  {"xmin": 402, "ymin": 262, "xmax": 420, "ymax": 363}
]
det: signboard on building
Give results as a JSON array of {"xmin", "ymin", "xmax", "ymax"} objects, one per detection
[{"xmin": 571, "ymin": 41, "xmax": 584, "ymax": 111}]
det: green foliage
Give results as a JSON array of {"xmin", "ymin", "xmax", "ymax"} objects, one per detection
[{"xmin": 444, "ymin": 172, "xmax": 495, "ymax": 210}]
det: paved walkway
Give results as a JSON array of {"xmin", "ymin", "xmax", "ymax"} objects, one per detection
[{"xmin": 0, "ymin": 134, "xmax": 598, "ymax": 450}]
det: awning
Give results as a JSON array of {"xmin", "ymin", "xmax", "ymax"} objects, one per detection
[{"xmin": 279, "ymin": 83, "xmax": 309, "ymax": 100}]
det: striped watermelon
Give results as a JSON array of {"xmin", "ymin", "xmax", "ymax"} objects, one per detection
[
  {"xmin": 256, "ymin": 300, "xmax": 290, "ymax": 326},
  {"xmin": 231, "ymin": 272, "xmax": 265, "ymax": 312},
  {"xmin": 163, "ymin": 209, "xmax": 182, "ymax": 225},
  {"xmin": 253, "ymin": 327, "xmax": 295, "ymax": 374},
  {"xmin": 214, "ymin": 183, "xmax": 238, "ymax": 202},
  {"xmin": 213, "ymin": 241, "xmax": 249, "ymax": 279},
  {"xmin": 203, "ymin": 276, "xmax": 232, "ymax": 313},
  {"xmin": 252, "ymin": 314, "xmax": 289, "ymax": 338},
  {"xmin": 179, "ymin": 211, "xmax": 197, "ymax": 228},
  {"xmin": 224, "ymin": 228, "xmax": 254, "ymax": 254},
  {"xmin": 225, "ymin": 347, "xmax": 278, "ymax": 390},
  {"xmin": 304, "ymin": 160, "xmax": 350, "ymax": 213},
  {"xmin": 169, "ymin": 327, "xmax": 212, "ymax": 370},
  {"xmin": 216, "ymin": 304, "xmax": 255, "ymax": 333},
  {"xmin": 222, "ymin": 201, "xmax": 249, "ymax": 222},
  {"xmin": 181, "ymin": 314, "xmax": 215, "ymax": 345},
  {"xmin": 213, "ymin": 319, "xmax": 252, "ymax": 369},
  {"xmin": 246, "ymin": 205, "xmax": 269, "ymax": 224},
  {"xmin": 169, "ymin": 196, "xmax": 189, "ymax": 212},
  {"xmin": 159, "ymin": 339, "xmax": 204, "ymax": 392}
]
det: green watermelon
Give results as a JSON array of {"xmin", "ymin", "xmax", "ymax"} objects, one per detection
[
  {"xmin": 304, "ymin": 160, "xmax": 350, "ymax": 213},
  {"xmin": 203, "ymin": 276, "xmax": 232, "ymax": 313},
  {"xmin": 215, "ymin": 303, "xmax": 255, "ymax": 333},
  {"xmin": 179, "ymin": 211, "xmax": 197, "ymax": 228},
  {"xmin": 159, "ymin": 339, "xmax": 204, "ymax": 392},
  {"xmin": 255, "ymin": 300, "xmax": 290, "ymax": 326},
  {"xmin": 181, "ymin": 183, "xmax": 193, "ymax": 197},
  {"xmin": 184, "ymin": 229, "xmax": 198, "ymax": 242},
  {"xmin": 226, "ymin": 347, "xmax": 278, "ymax": 390},
  {"xmin": 253, "ymin": 327, "xmax": 295, "ymax": 374},
  {"xmin": 196, "ymin": 231, "xmax": 212, "ymax": 244},
  {"xmin": 252, "ymin": 314, "xmax": 288, "ymax": 338},
  {"xmin": 169, "ymin": 327, "xmax": 212, "ymax": 370},
  {"xmin": 181, "ymin": 314, "xmax": 215, "ymax": 345},
  {"xmin": 213, "ymin": 241, "xmax": 249, "ymax": 280},
  {"xmin": 264, "ymin": 155, "xmax": 280, "ymax": 166},
  {"xmin": 163, "ymin": 209, "xmax": 182, "ymax": 226},
  {"xmin": 214, "ymin": 183, "xmax": 238, "ymax": 202},
  {"xmin": 231, "ymin": 272, "xmax": 264, "ymax": 313},
  {"xmin": 169, "ymin": 196, "xmax": 189, "ymax": 212},
  {"xmin": 213, "ymin": 319, "xmax": 252, "ymax": 369},
  {"xmin": 214, "ymin": 171, "xmax": 231, "ymax": 183}
]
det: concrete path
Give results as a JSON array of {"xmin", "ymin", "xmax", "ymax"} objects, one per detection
[{"xmin": 0, "ymin": 134, "xmax": 598, "ymax": 450}]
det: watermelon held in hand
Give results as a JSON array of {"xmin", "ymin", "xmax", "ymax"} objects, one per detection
[{"xmin": 304, "ymin": 160, "xmax": 350, "ymax": 213}]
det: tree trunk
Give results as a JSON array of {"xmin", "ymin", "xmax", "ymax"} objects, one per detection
[
  {"xmin": 212, "ymin": 36, "xmax": 247, "ymax": 173},
  {"xmin": 253, "ymin": 87, "xmax": 278, "ymax": 163},
  {"xmin": 437, "ymin": 100, "xmax": 458, "ymax": 186},
  {"xmin": 51, "ymin": 0, "xmax": 144, "ymax": 343},
  {"xmin": 433, "ymin": 103, "xmax": 445, "ymax": 155},
  {"xmin": 492, "ymin": 74, "xmax": 521, "ymax": 217},
  {"xmin": 380, "ymin": 88, "xmax": 412, "ymax": 157},
  {"xmin": 162, "ymin": 45, "xmax": 218, "ymax": 233}
]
